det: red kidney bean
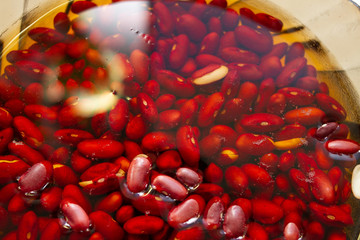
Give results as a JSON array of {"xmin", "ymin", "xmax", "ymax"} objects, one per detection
[
  {"xmin": 28, "ymin": 27, "xmax": 64, "ymax": 45},
  {"xmin": 23, "ymin": 82, "xmax": 43, "ymax": 105},
  {"xmin": 296, "ymin": 76, "xmax": 320, "ymax": 91},
  {"xmin": 328, "ymin": 166, "xmax": 344, "ymax": 202},
  {"xmin": 169, "ymin": 225, "xmax": 205, "ymax": 240},
  {"xmin": 278, "ymin": 152, "xmax": 295, "ymax": 172},
  {"xmin": 49, "ymin": 147, "xmax": 69, "ymax": 164},
  {"xmin": 253, "ymin": 78, "xmax": 275, "ymax": 113},
  {"xmin": 275, "ymin": 123, "xmax": 307, "ymax": 141},
  {"xmin": 109, "ymin": 53, "xmax": 134, "ymax": 83},
  {"xmin": 129, "ymin": 50, "xmax": 149, "ymax": 84},
  {"xmin": 284, "ymin": 107, "xmax": 325, "ymax": 126},
  {"xmin": 0, "ymin": 183, "xmax": 19, "ymax": 206},
  {"xmin": 246, "ymin": 222, "xmax": 269, "ymax": 240},
  {"xmin": 225, "ymin": 166, "xmax": 248, "ymax": 195},
  {"xmin": 90, "ymin": 211, "xmax": 125, "ymax": 240},
  {"xmin": 283, "ymin": 222, "xmax": 301, "ymax": 240},
  {"xmin": 202, "ymin": 196, "xmax": 224, "ymax": 230},
  {"xmin": 199, "ymin": 133, "xmax": 224, "ymax": 160},
  {"xmin": 309, "ymin": 202, "xmax": 353, "ymax": 227},
  {"xmin": 195, "ymin": 183, "xmax": 224, "ymax": 201},
  {"xmin": 237, "ymin": 81, "xmax": 258, "ymax": 107},
  {"xmin": 276, "ymin": 57, "xmax": 307, "ymax": 87},
  {"xmin": 197, "ymin": 92, "xmax": 225, "ymax": 127},
  {"xmin": 256, "ymin": 13, "xmax": 283, "ymax": 32},
  {"xmin": 236, "ymin": 133, "xmax": 274, "ymax": 156},
  {"xmin": 218, "ymin": 31, "xmax": 236, "ymax": 51},
  {"xmin": 156, "ymin": 150, "xmax": 182, "ymax": 171},
  {"xmin": 179, "ymin": 99, "xmax": 198, "ymax": 126},
  {"xmin": 179, "ymin": 58, "xmax": 197, "ymax": 77},
  {"xmin": 191, "ymin": 64, "xmax": 228, "ymax": 86},
  {"xmin": 278, "ymin": 87, "xmax": 314, "ymax": 106},
  {"xmin": 14, "ymin": 60, "xmax": 56, "ymax": 81},
  {"xmin": 0, "ymin": 77, "xmax": 22, "ymax": 102},
  {"xmin": 208, "ymin": 16, "xmax": 222, "ymax": 35},
  {"xmin": 108, "ymin": 99, "xmax": 129, "ymax": 133},
  {"xmin": 252, "ymin": 199, "xmax": 284, "ymax": 224},
  {"xmin": 223, "ymin": 205, "xmax": 246, "ymax": 238},
  {"xmin": 80, "ymin": 163, "xmax": 124, "ymax": 195},
  {"xmin": 127, "ymin": 154, "xmax": 151, "ymax": 193},
  {"xmin": 71, "ymin": 1, "xmax": 97, "ymax": 14},
  {"xmin": 315, "ymin": 122, "xmax": 339, "ymax": 140},
  {"xmin": 63, "ymin": 184, "xmax": 92, "ymax": 214},
  {"xmin": 13, "ymin": 116, "xmax": 44, "ymax": 148},
  {"xmin": 219, "ymin": 47, "xmax": 259, "ymax": 64},
  {"xmin": 53, "ymin": 12, "xmax": 70, "ymax": 33},
  {"xmin": 0, "ymin": 156, "xmax": 30, "ymax": 184},
  {"xmin": 137, "ymin": 93, "xmax": 158, "ymax": 123},
  {"xmin": 8, "ymin": 192, "xmax": 29, "ymax": 213},
  {"xmin": 176, "ymin": 167, "xmax": 203, "ymax": 189},
  {"xmin": 4, "ymin": 99, "xmax": 25, "ymax": 117},
  {"xmin": 288, "ymin": 168, "xmax": 312, "ymax": 201},
  {"xmin": 152, "ymin": 174, "xmax": 188, "ymax": 201},
  {"xmin": 18, "ymin": 161, "xmax": 53, "ymax": 194},
  {"xmin": 285, "ymin": 42, "xmax": 305, "ymax": 63},
  {"xmin": 239, "ymin": 7, "xmax": 256, "ymax": 26},
  {"xmin": 195, "ymin": 54, "xmax": 225, "ymax": 68},
  {"xmin": 325, "ymin": 139, "xmax": 360, "ymax": 155},
  {"xmin": 17, "ymin": 211, "xmax": 38, "ymax": 240},
  {"xmin": 157, "ymin": 109, "xmax": 181, "ymax": 130},
  {"xmin": 176, "ymin": 126, "xmax": 200, "ymax": 167},
  {"xmin": 204, "ymin": 163, "xmax": 223, "ymax": 184},
  {"xmin": 309, "ymin": 168, "xmax": 335, "ymax": 205},
  {"xmin": 168, "ymin": 195, "xmax": 205, "ymax": 229},
  {"xmin": 8, "ymin": 140, "xmax": 45, "ymax": 165},
  {"xmin": 40, "ymin": 187, "xmax": 62, "ymax": 213},
  {"xmin": 241, "ymin": 113, "xmax": 284, "ymax": 133},
  {"xmin": 315, "ymin": 142, "xmax": 334, "ymax": 170},
  {"xmin": 77, "ymin": 139, "xmax": 124, "ymax": 159},
  {"xmin": 95, "ymin": 191, "xmax": 122, "ymax": 213},
  {"xmin": 199, "ymin": 32, "xmax": 220, "ymax": 55},
  {"xmin": 153, "ymin": 2, "xmax": 174, "ymax": 36},
  {"xmin": 70, "ymin": 150, "xmax": 92, "ymax": 173},
  {"xmin": 231, "ymin": 198, "xmax": 252, "ymax": 220},
  {"xmin": 221, "ymin": 8, "xmax": 239, "ymax": 29},
  {"xmin": 177, "ymin": 14, "xmax": 207, "ymax": 42},
  {"xmin": 259, "ymin": 153, "xmax": 279, "ymax": 173},
  {"xmin": 60, "ymin": 198, "xmax": 91, "ymax": 232},
  {"xmin": 275, "ymin": 174, "xmax": 291, "ymax": 193},
  {"xmin": 235, "ymin": 25, "xmax": 273, "ymax": 54},
  {"xmin": 24, "ymin": 105, "xmax": 57, "ymax": 123},
  {"xmin": 130, "ymin": 192, "xmax": 175, "ymax": 218},
  {"xmin": 143, "ymin": 80, "xmax": 160, "ymax": 100},
  {"xmin": 169, "ymin": 34, "xmax": 190, "ymax": 70},
  {"xmin": 124, "ymin": 215, "xmax": 164, "ymax": 235},
  {"xmin": 6, "ymin": 49, "xmax": 43, "ymax": 64},
  {"xmin": 327, "ymin": 230, "xmax": 347, "ymax": 240},
  {"xmin": 116, "ymin": 205, "xmax": 135, "ymax": 224},
  {"xmin": 242, "ymin": 163, "xmax": 274, "ymax": 189},
  {"xmin": 40, "ymin": 219, "xmax": 61, "ymax": 240},
  {"xmin": 125, "ymin": 115, "xmax": 147, "ymax": 140},
  {"xmin": 142, "ymin": 131, "xmax": 176, "ymax": 152},
  {"xmin": 216, "ymin": 98, "xmax": 247, "ymax": 124},
  {"xmin": 259, "ymin": 55, "xmax": 282, "ymax": 78},
  {"xmin": 53, "ymin": 163, "xmax": 78, "ymax": 187},
  {"xmin": 155, "ymin": 94, "xmax": 176, "ymax": 112}
]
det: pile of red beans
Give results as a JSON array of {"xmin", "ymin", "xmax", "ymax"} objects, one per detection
[{"xmin": 0, "ymin": 0, "xmax": 359, "ymax": 239}]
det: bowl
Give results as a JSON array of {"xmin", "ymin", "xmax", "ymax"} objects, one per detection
[{"xmin": 0, "ymin": 0, "xmax": 360, "ymax": 239}]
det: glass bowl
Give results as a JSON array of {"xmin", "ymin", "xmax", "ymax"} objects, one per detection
[{"xmin": 0, "ymin": 0, "xmax": 360, "ymax": 239}]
